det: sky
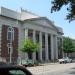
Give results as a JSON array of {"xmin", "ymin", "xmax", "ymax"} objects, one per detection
[{"xmin": 0, "ymin": 0, "xmax": 75, "ymax": 39}]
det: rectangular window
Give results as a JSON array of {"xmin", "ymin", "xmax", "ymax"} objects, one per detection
[
  {"xmin": 7, "ymin": 27, "xmax": 14, "ymax": 42},
  {"xmin": 8, "ymin": 44, "xmax": 13, "ymax": 54},
  {"xmin": 8, "ymin": 32, "xmax": 12, "ymax": 41},
  {"xmin": 8, "ymin": 47, "xmax": 11, "ymax": 54}
]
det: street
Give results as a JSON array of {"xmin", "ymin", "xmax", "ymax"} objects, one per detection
[{"xmin": 27, "ymin": 63, "xmax": 75, "ymax": 75}]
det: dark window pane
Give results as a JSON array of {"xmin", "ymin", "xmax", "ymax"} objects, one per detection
[{"xmin": 8, "ymin": 32, "xmax": 12, "ymax": 40}]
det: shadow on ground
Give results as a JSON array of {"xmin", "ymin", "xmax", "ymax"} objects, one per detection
[{"xmin": 68, "ymin": 67, "xmax": 75, "ymax": 75}]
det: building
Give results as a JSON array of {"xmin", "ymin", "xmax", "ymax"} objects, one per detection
[{"xmin": 0, "ymin": 7, "xmax": 63, "ymax": 63}]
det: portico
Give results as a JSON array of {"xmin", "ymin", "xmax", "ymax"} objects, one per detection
[{"xmin": 24, "ymin": 26, "xmax": 62, "ymax": 62}]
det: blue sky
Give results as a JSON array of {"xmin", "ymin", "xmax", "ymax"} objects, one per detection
[{"xmin": 0, "ymin": 0, "xmax": 75, "ymax": 39}]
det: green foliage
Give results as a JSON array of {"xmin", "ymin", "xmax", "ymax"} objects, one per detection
[
  {"xmin": 51, "ymin": 0, "xmax": 75, "ymax": 22},
  {"xmin": 63, "ymin": 37, "xmax": 75, "ymax": 53},
  {"xmin": 20, "ymin": 39, "xmax": 40, "ymax": 53}
]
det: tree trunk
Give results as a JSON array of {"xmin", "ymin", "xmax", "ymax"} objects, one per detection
[{"xmin": 28, "ymin": 52, "xmax": 32, "ymax": 59}]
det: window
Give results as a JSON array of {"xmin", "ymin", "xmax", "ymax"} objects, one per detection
[
  {"xmin": 8, "ymin": 46, "xmax": 13, "ymax": 54},
  {"xmin": 8, "ymin": 47, "xmax": 10, "ymax": 54},
  {"xmin": 7, "ymin": 27, "xmax": 14, "ymax": 42},
  {"xmin": 9, "ymin": 70, "xmax": 26, "ymax": 75},
  {"xmin": 0, "ymin": 69, "xmax": 27, "ymax": 75}
]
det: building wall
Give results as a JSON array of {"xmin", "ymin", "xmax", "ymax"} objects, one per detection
[
  {"xmin": 23, "ymin": 22, "xmax": 57, "ymax": 35},
  {"xmin": 0, "ymin": 7, "xmax": 63, "ymax": 63},
  {"xmin": 1, "ymin": 25, "xmax": 18, "ymax": 63},
  {"xmin": 1, "ymin": 25, "xmax": 8, "ymax": 58},
  {"xmin": 0, "ymin": 16, "xmax": 21, "ymax": 63},
  {"xmin": 0, "ymin": 25, "xmax": 2, "ymax": 56}
]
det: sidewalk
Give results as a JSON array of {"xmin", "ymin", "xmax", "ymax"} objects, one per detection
[
  {"xmin": 40, "ymin": 62, "xmax": 58, "ymax": 65},
  {"xmin": 27, "ymin": 63, "xmax": 59, "ymax": 75},
  {"xmin": 27, "ymin": 63, "xmax": 75, "ymax": 75}
]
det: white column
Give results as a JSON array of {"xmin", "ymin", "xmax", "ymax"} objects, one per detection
[
  {"xmin": 55, "ymin": 36, "xmax": 58, "ymax": 59},
  {"xmin": 62, "ymin": 37, "xmax": 64, "ymax": 57},
  {"xmin": 45, "ymin": 33, "xmax": 49, "ymax": 61},
  {"xmin": 25, "ymin": 28, "xmax": 28, "ymax": 40},
  {"xmin": 32, "ymin": 30, "xmax": 36, "ymax": 61},
  {"xmin": 24, "ymin": 28, "xmax": 28, "ymax": 60},
  {"xmin": 51, "ymin": 34, "xmax": 54, "ymax": 60},
  {"xmin": 39, "ymin": 31, "xmax": 42, "ymax": 61}
]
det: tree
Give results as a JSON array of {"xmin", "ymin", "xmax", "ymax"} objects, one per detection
[
  {"xmin": 20, "ymin": 39, "xmax": 40, "ymax": 59},
  {"xmin": 63, "ymin": 37, "xmax": 75, "ymax": 56},
  {"xmin": 51, "ymin": 0, "xmax": 75, "ymax": 22}
]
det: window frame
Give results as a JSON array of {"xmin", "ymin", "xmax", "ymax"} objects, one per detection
[{"xmin": 7, "ymin": 27, "xmax": 14, "ymax": 42}]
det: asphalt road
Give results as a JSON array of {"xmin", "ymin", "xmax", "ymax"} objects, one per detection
[
  {"xmin": 44, "ymin": 68, "xmax": 75, "ymax": 75},
  {"xmin": 27, "ymin": 63, "xmax": 75, "ymax": 75},
  {"xmin": 40, "ymin": 68, "xmax": 75, "ymax": 75}
]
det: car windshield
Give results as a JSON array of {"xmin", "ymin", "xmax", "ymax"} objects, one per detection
[{"xmin": 63, "ymin": 57, "xmax": 69, "ymax": 59}]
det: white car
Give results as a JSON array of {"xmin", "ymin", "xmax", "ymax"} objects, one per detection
[{"xmin": 58, "ymin": 57, "xmax": 72, "ymax": 64}]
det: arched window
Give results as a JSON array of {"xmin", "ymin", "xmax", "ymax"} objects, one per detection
[{"xmin": 7, "ymin": 27, "xmax": 14, "ymax": 42}]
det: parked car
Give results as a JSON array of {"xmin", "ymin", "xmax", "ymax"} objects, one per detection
[
  {"xmin": 18, "ymin": 59, "xmax": 35, "ymax": 67},
  {"xmin": 27, "ymin": 59, "xmax": 34, "ymax": 67},
  {"xmin": 0, "ymin": 64, "xmax": 32, "ymax": 75},
  {"xmin": 58, "ymin": 57, "xmax": 72, "ymax": 64}
]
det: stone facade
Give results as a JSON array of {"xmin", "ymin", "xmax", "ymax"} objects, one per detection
[{"xmin": 0, "ymin": 7, "xmax": 63, "ymax": 63}]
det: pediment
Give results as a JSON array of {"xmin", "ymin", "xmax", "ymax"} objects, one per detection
[{"xmin": 25, "ymin": 17, "xmax": 58, "ymax": 31}]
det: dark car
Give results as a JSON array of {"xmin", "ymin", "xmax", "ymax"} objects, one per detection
[{"xmin": 0, "ymin": 64, "xmax": 33, "ymax": 75}]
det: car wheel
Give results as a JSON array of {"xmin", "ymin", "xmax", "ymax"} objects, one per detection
[{"xmin": 60, "ymin": 62, "xmax": 62, "ymax": 64}]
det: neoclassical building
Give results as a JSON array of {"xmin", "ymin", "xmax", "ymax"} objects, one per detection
[{"xmin": 0, "ymin": 7, "xmax": 63, "ymax": 63}]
